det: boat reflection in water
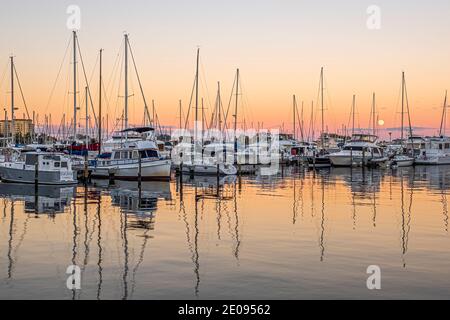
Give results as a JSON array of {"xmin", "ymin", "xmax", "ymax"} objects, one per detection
[
  {"xmin": 0, "ymin": 183, "xmax": 74, "ymax": 215},
  {"xmin": 1, "ymin": 165, "xmax": 450, "ymax": 299}
]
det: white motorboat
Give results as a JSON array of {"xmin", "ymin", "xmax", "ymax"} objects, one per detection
[
  {"xmin": 90, "ymin": 135, "xmax": 171, "ymax": 181},
  {"xmin": 391, "ymin": 155, "xmax": 414, "ymax": 167},
  {"xmin": 0, "ymin": 152, "xmax": 77, "ymax": 185},
  {"xmin": 415, "ymin": 137, "xmax": 450, "ymax": 165},
  {"xmin": 328, "ymin": 134, "xmax": 384, "ymax": 167}
]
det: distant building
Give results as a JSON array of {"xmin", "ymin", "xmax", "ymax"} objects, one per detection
[{"xmin": 0, "ymin": 119, "xmax": 34, "ymax": 138}]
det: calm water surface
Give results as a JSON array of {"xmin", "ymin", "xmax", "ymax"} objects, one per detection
[{"xmin": 0, "ymin": 166, "xmax": 449, "ymax": 299}]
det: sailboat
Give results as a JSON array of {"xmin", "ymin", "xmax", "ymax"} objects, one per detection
[
  {"xmin": 307, "ymin": 67, "xmax": 332, "ymax": 168},
  {"xmin": 328, "ymin": 95, "xmax": 385, "ymax": 167},
  {"xmin": 391, "ymin": 72, "xmax": 414, "ymax": 167},
  {"xmin": 179, "ymin": 49, "xmax": 237, "ymax": 176},
  {"xmin": 90, "ymin": 34, "xmax": 171, "ymax": 180},
  {"xmin": 0, "ymin": 56, "xmax": 77, "ymax": 185}
]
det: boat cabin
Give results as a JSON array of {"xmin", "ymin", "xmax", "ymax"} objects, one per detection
[
  {"xmin": 24, "ymin": 153, "xmax": 72, "ymax": 170},
  {"xmin": 350, "ymin": 134, "xmax": 378, "ymax": 144}
]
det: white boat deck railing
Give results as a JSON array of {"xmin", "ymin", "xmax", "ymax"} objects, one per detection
[{"xmin": 95, "ymin": 157, "xmax": 161, "ymax": 167}]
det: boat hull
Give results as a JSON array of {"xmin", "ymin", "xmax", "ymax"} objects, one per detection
[
  {"xmin": 328, "ymin": 155, "xmax": 356, "ymax": 167},
  {"xmin": 393, "ymin": 159, "xmax": 414, "ymax": 167},
  {"xmin": 181, "ymin": 163, "xmax": 237, "ymax": 176},
  {"xmin": 415, "ymin": 156, "xmax": 450, "ymax": 165},
  {"xmin": 90, "ymin": 159, "xmax": 172, "ymax": 181},
  {"xmin": 307, "ymin": 157, "xmax": 332, "ymax": 168},
  {"xmin": 0, "ymin": 166, "xmax": 77, "ymax": 185}
]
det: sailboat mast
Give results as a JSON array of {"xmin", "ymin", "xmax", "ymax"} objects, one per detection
[
  {"xmin": 372, "ymin": 92, "xmax": 376, "ymax": 135},
  {"xmin": 179, "ymin": 100, "xmax": 182, "ymax": 130},
  {"xmin": 401, "ymin": 72, "xmax": 405, "ymax": 141},
  {"xmin": 293, "ymin": 95, "xmax": 296, "ymax": 140},
  {"xmin": 195, "ymin": 49, "xmax": 199, "ymax": 127},
  {"xmin": 192, "ymin": 48, "xmax": 200, "ymax": 165},
  {"xmin": 234, "ymin": 69, "xmax": 240, "ymax": 135},
  {"xmin": 10, "ymin": 56, "xmax": 15, "ymax": 145},
  {"xmin": 85, "ymin": 86, "xmax": 89, "ymax": 148},
  {"xmin": 73, "ymin": 31, "xmax": 77, "ymax": 139},
  {"xmin": 320, "ymin": 67, "xmax": 324, "ymax": 148},
  {"xmin": 352, "ymin": 95, "xmax": 356, "ymax": 136},
  {"xmin": 98, "ymin": 49, "xmax": 103, "ymax": 155},
  {"xmin": 124, "ymin": 34, "xmax": 129, "ymax": 130}
]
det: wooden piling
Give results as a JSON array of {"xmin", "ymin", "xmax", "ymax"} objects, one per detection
[
  {"xmin": 34, "ymin": 158, "xmax": 39, "ymax": 186},
  {"xmin": 138, "ymin": 153, "xmax": 142, "ymax": 188}
]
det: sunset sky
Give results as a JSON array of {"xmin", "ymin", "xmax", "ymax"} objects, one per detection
[{"xmin": 1, "ymin": 0, "xmax": 450, "ymax": 138}]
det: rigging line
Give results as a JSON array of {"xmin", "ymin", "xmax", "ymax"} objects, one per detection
[
  {"xmin": 324, "ymin": 77, "xmax": 337, "ymax": 134},
  {"xmin": 392, "ymin": 82, "xmax": 402, "ymax": 134},
  {"xmin": 114, "ymin": 47, "xmax": 125, "ymax": 130},
  {"xmin": 127, "ymin": 39, "xmax": 150, "ymax": 117},
  {"xmin": 199, "ymin": 59, "xmax": 213, "ymax": 120},
  {"xmin": 76, "ymin": 37, "xmax": 99, "ymax": 129},
  {"xmin": 13, "ymin": 65, "xmax": 31, "ymax": 120},
  {"xmin": 44, "ymin": 35, "xmax": 72, "ymax": 113},
  {"xmin": 404, "ymin": 83, "xmax": 413, "ymax": 137},
  {"xmin": 238, "ymin": 75, "xmax": 253, "ymax": 129},
  {"xmin": 184, "ymin": 78, "xmax": 196, "ymax": 130},
  {"xmin": 224, "ymin": 75, "xmax": 237, "ymax": 132},
  {"xmin": 105, "ymin": 41, "xmax": 123, "ymax": 107}
]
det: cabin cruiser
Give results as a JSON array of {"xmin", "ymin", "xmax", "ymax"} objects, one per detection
[
  {"xmin": 90, "ymin": 135, "xmax": 171, "ymax": 181},
  {"xmin": 415, "ymin": 136, "xmax": 450, "ymax": 165},
  {"xmin": 101, "ymin": 127, "xmax": 151, "ymax": 153},
  {"xmin": 328, "ymin": 134, "xmax": 384, "ymax": 167},
  {"xmin": 0, "ymin": 152, "xmax": 77, "ymax": 185}
]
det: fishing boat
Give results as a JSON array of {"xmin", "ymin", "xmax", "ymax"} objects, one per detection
[{"xmin": 0, "ymin": 152, "xmax": 77, "ymax": 185}]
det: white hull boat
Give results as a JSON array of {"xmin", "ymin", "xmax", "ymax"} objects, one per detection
[{"xmin": 0, "ymin": 152, "xmax": 77, "ymax": 185}]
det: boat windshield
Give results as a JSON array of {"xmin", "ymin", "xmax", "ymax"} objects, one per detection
[{"xmin": 350, "ymin": 134, "xmax": 377, "ymax": 143}]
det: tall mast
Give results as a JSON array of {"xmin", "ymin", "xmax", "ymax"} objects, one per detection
[
  {"xmin": 352, "ymin": 95, "xmax": 356, "ymax": 136},
  {"xmin": 293, "ymin": 95, "xmax": 296, "ymax": 140},
  {"xmin": 195, "ymin": 48, "xmax": 199, "ymax": 127},
  {"xmin": 401, "ymin": 72, "xmax": 405, "ymax": 141},
  {"xmin": 85, "ymin": 86, "xmax": 89, "ymax": 148},
  {"xmin": 73, "ymin": 31, "xmax": 77, "ymax": 139},
  {"xmin": 10, "ymin": 56, "xmax": 14, "ymax": 145},
  {"xmin": 372, "ymin": 92, "xmax": 376, "ymax": 135},
  {"xmin": 98, "ymin": 49, "xmax": 103, "ymax": 155},
  {"xmin": 179, "ymin": 100, "xmax": 182, "ymax": 130},
  {"xmin": 320, "ymin": 67, "xmax": 324, "ymax": 148},
  {"xmin": 192, "ymin": 48, "xmax": 200, "ymax": 165},
  {"xmin": 234, "ymin": 69, "xmax": 240, "ymax": 135},
  {"xmin": 234, "ymin": 69, "xmax": 240, "ymax": 159},
  {"xmin": 124, "ymin": 34, "xmax": 129, "ymax": 130}
]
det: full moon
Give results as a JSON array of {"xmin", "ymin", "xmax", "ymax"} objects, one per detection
[{"xmin": 378, "ymin": 119, "xmax": 385, "ymax": 126}]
